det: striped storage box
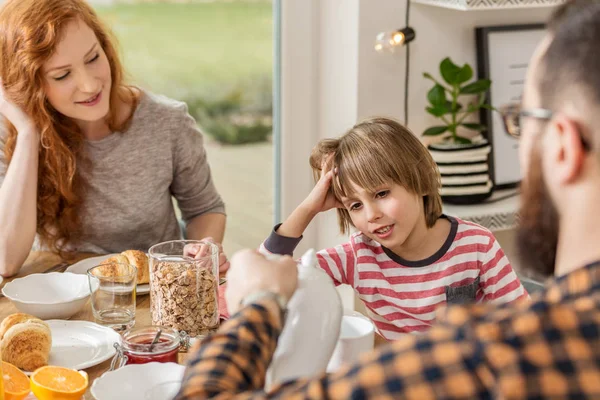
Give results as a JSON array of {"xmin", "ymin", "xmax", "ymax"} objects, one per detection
[{"xmin": 428, "ymin": 139, "xmax": 493, "ymax": 204}]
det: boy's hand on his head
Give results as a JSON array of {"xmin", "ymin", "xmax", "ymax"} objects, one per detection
[
  {"xmin": 301, "ymin": 154, "xmax": 344, "ymax": 214},
  {"xmin": 276, "ymin": 153, "xmax": 343, "ymax": 238},
  {"xmin": 225, "ymin": 249, "xmax": 298, "ymax": 315}
]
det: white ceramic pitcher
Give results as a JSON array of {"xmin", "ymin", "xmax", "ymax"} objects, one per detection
[{"xmin": 264, "ymin": 249, "xmax": 343, "ymax": 389}]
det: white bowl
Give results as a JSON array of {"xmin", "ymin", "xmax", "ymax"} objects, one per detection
[
  {"xmin": 91, "ymin": 362, "xmax": 185, "ymax": 400},
  {"xmin": 2, "ymin": 272, "xmax": 96, "ymax": 320}
]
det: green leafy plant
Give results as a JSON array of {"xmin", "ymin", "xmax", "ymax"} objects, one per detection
[
  {"xmin": 423, "ymin": 57, "xmax": 493, "ymax": 145},
  {"xmin": 184, "ymin": 89, "xmax": 272, "ymax": 145}
]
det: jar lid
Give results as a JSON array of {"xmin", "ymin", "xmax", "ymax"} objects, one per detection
[{"xmin": 121, "ymin": 326, "xmax": 180, "ymax": 355}]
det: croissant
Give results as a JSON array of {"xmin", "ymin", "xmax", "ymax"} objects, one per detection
[
  {"xmin": 93, "ymin": 254, "xmax": 129, "ymax": 277},
  {"xmin": 93, "ymin": 251, "xmax": 149, "ymax": 285},
  {"xmin": 121, "ymin": 250, "xmax": 149, "ymax": 285},
  {"xmin": 0, "ymin": 313, "xmax": 52, "ymax": 372}
]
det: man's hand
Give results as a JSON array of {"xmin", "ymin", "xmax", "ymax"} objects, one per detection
[{"xmin": 225, "ymin": 249, "xmax": 298, "ymax": 315}]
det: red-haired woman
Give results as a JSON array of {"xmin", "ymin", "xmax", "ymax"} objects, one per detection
[{"xmin": 0, "ymin": 0, "xmax": 227, "ymax": 276}]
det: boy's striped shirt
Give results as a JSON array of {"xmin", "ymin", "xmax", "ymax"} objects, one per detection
[{"xmin": 260, "ymin": 216, "xmax": 528, "ymax": 340}]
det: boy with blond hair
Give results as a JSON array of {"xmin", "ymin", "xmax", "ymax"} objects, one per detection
[{"xmin": 261, "ymin": 117, "xmax": 527, "ymax": 339}]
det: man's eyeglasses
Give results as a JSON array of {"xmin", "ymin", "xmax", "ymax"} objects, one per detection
[{"xmin": 499, "ymin": 102, "xmax": 591, "ymax": 151}]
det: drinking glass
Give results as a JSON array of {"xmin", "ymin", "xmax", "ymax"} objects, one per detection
[{"xmin": 87, "ymin": 263, "xmax": 137, "ymax": 332}]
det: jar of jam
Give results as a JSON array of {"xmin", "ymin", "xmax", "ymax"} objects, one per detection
[{"xmin": 110, "ymin": 326, "xmax": 190, "ymax": 370}]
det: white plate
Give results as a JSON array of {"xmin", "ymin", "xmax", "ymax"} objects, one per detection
[
  {"xmin": 24, "ymin": 320, "xmax": 122, "ymax": 375},
  {"xmin": 65, "ymin": 254, "xmax": 150, "ymax": 295},
  {"xmin": 91, "ymin": 362, "xmax": 185, "ymax": 400}
]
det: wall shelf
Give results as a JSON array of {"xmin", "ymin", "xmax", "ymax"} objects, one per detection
[{"xmin": 412, "ymin": 0, "xmax": 566, "ymax": 11}]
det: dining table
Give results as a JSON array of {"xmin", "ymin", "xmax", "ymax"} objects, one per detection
[{"xmin": 0, "ymin": 251, "xmax": 388, "ymax": 399}]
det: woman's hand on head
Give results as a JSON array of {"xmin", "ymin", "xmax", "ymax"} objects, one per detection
[
  {"xmin": 0, "ymin": 82, "xmax": 35, "ymax": 135},
  {"xmin": 301, "ymin": 154, "xmax": 344, "ymax": 214}
]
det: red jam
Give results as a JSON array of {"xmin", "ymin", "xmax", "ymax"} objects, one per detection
[{"xmin": 122, "ymin": 326, "xmax": 180, "ymax": 365}]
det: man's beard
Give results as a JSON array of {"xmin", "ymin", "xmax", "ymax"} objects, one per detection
[{"xmin": 516, "ymin": 148, "xmax": 559, "ymax": 278}]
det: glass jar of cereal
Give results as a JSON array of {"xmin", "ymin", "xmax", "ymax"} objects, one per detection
[{"xmin": 148, "ymin": 240, "xmax": 219, "ymax": 337}]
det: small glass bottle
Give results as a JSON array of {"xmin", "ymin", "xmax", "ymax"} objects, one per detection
[{"xmin": 111, "ymin": 326, "xmax": 189, "ymax": 370}]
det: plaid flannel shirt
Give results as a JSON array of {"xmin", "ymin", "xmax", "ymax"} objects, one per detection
[{"xmin": 176, "ymin": 262, "xmax": 600, "ymax": 399}]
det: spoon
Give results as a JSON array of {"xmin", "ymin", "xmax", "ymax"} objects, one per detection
[{"xmin": 149, "ymin": 329, "xmax": 162, "ymax": 352}]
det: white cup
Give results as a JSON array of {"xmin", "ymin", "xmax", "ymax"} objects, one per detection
[{"xmin": 326, "ymin": 314, "xmax": 375, "ymax": 373}]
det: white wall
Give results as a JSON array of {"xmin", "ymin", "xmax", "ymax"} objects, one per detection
[
  {"xmin": 279, "ymin": 0, "xmax": 320, "ymax": 256},
  {"xmin": 280, "ymin": 0, "xmax": 361, "ymax": 308},
  {"xmin": 357, "ymin": 3, "xmax": 553, "ymax": 134},
  {"xmin": 280, "ymin": 0, "xmax": 361, "ymax": 254},
  {"xmin": 314, "ymin": 1, "xmax": 360, "ymax": 254}
]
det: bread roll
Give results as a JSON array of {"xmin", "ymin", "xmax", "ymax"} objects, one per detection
[
  {"xmin": 0, "ymin": 313, "xmax": 52, "ymax": 372},
  {"xmin": 121, "ymin": 250, "xmax": 149, "ymax": 284},
  {"xmin": 0, "ymin": 313, "xmax": 34, "ymax": 339}
]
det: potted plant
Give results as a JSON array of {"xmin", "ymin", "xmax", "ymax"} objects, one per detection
[{"xmin": 423, "ymin": 57, "xmax": 494, "ymax": 204}]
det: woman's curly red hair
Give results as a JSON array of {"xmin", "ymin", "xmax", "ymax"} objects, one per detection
[{"xmin": 0, "ymin": 0, "xmax": 136, "ymax": 254}]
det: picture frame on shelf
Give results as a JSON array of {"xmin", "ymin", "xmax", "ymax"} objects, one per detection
[{"xmin": 476, "ymin": 23, "xmax": 545, "ymax": 189}]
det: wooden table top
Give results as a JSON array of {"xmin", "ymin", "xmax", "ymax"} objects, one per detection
[{"xmin": 1, "ymin": 251, "xmax": 387, "ymax": 399}]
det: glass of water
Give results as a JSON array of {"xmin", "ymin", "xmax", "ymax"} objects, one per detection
[{"xmin": 87, "ymin": 262, "xmax": 137, "ymax": 332}]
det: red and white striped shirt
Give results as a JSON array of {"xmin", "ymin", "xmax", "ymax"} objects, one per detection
[{"xmin": 261, "ymin": 216, "xmax": 528, "ymax": 340}]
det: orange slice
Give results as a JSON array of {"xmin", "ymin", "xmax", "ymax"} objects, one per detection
[
  {"xmin": 2, "ymin": 361, "xmax": 31, "ymax": 400},
  {"xmin": 30, "ymin": 366, "xmax": 88, "ymax": 400}
]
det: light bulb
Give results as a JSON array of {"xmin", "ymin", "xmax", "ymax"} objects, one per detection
[
  {"xmin": 374, "ymin": 27, "xmax": 415, "ymax": 53},
  {"xmin": 374, "ymin": 31, "xmax": 396, "ymax": 53},
  {"xmin": 392, "ymin": 32, "xmax": 405, "ymax": 45}
]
